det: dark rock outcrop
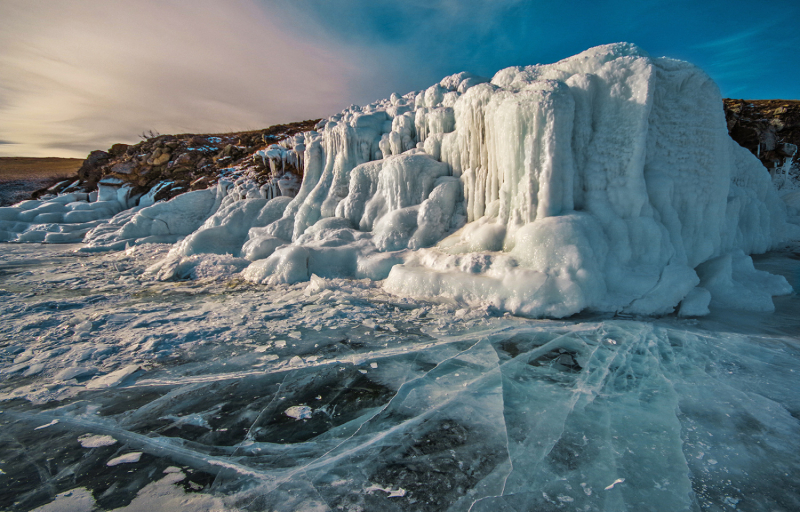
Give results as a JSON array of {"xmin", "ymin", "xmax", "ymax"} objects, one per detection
[
  {"xmin": 723, "ymin": 99, "xmax": 799, "ymax": 174},
  {"xmin": 76, "ymin": 150, "xmax": 111, "ymax": 184}
]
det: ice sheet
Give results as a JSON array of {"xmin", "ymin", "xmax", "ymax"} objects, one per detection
[{"xmin": 2, "ymin": 241, "xmax": 799, "ymax": 511}]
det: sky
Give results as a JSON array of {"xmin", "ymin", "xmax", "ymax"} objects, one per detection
[{"xmin": 1, "ymin": 0, "xmax": 798, "ymax": 158}]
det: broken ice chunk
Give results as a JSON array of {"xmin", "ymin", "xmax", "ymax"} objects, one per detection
[
  {"xmin": 22, "ymin": 363, "xmax": 45, "ymax": 377},
  {"xmin": 78, "ymin": 434, "xmax": 117, "ymax": 448},
  {"xmin": 365, "ymin": 484, "xmax": 407, "ymax": 497},
  {"xmin": 34, "ymin": 419, "xmax": 58, "ymax": 430},
  {"xmin": 86, "ymin": 365, "xmax": 140, "ymax": 389},
  {"xmin": 284, "ymin": 405, "xmax": 312, "ymax": 420},
  {"xmin": 107, "ymin": 452, "xmax": 142, "ymax": 466}
]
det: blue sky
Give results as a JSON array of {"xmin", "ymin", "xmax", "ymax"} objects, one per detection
[
  {"xmin": 1, "ymin": 0, "xmax": 797, "ymax": 157},
  {"xmin": 274, "ymin": 0, "xmax": 799, "ymax": 101}
]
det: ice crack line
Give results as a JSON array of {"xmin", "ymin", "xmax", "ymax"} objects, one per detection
[
  {"xmin": 265, "ymin": 336, "xmax": 493, "ymax": 493},
  {"xmin": 5, "ymin": 410, "xmax": 273, "ymax": 481}
]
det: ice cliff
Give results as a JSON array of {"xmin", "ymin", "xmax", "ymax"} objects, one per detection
[{"xmin": 2, "ymin": 43, "xmax": 797, "ymax": 317}]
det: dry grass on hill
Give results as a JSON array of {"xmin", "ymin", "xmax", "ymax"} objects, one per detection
[{"xmin": 0, "ymin": 157, "xmax": 83, "ymax": 180}]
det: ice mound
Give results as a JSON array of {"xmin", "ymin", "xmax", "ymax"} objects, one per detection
[
  {"xmin": 0, "ymin": 180, "xmax": 131, "ymax": 243},
  {"xmin": 10, "ymin": 43, "xmax": 796, "ymax": 317},
  {"xmin": 227, "ymin": 42, "xmax": 795, "ymax": 317}
]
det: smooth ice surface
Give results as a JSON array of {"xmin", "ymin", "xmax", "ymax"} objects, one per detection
[
  {"xmin": 1, "ymin": 241, "xmax": 799, "ymax": 511},
  {"xmin": 14, "ymin": 43, "xmax": 794, "ymax": 317}
]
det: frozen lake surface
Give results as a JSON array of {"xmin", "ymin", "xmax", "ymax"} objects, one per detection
[{"xmin": 1, "ymin": 241, "xmax": 799, "ymax": 511}]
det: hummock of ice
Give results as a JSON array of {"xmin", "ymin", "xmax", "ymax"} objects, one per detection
[{"xmin": 4, "ymin": 43, "xmax": 798, "ymax": 317}]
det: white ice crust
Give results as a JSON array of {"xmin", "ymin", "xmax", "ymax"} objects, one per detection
[
  {"xmin": 4, "ymin": 43, "xmax": 797, "ymax": 317},
  {"xmin": 0, "ymin": 188, "xmax": 129, "ymax": 244}
]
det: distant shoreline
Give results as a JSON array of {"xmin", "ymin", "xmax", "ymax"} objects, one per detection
[{"xmin": 0, "ymin": 157, "xmax": 82, "ymax": 206}]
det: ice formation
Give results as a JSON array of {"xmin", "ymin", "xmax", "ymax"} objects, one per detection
[
  {"xmin": 3, "ymin": 43, "xmax": 798, "ymax": 317},
  {"xmin": 0, "ymin": 182, "xmax": 127, "ymax": 243}
]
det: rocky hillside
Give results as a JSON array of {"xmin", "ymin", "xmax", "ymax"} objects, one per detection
[{"xmin": 37, "ymin": 119, "xmax": 319, "ymax": 203}]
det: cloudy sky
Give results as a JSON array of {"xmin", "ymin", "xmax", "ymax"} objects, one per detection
[{"xmin": 1, "ymin": 0, "xmax": 798, "ymax": 158}]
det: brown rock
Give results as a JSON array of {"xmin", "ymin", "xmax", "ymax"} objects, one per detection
[
  {"xmin": 110, "ymin": 160, "xmax": 136, "ymax": 175},
  {"xmin": 152, "ymin": 152, "xmax": 171, "ymax": 166},
  {"xmin": 77, "ymin": 150, "xmax": 110, "ymax": 182},
  {"xmin": 172, "ymin": 153, "xmax": 193, "ymax": 167},
  {"xmin": 190, "ymin": 176, "xmax": 211, "ymax": 190},
  {"xmin": 109, "ymin": 143, "xmax": 130, "ymax": 156},
  {"xmin": 724, "ymin": 98, "xmax": 800, "ymax": 173}
]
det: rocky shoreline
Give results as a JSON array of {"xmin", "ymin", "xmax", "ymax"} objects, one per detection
[{"xmin": 28, "ymin": 119, "xmax": 319, "ymax": 206}]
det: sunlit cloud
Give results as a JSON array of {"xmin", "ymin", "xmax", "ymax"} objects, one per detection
[{"xmin": 0, "ymin": 0, "xmax": 361, "ymax": 157}]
